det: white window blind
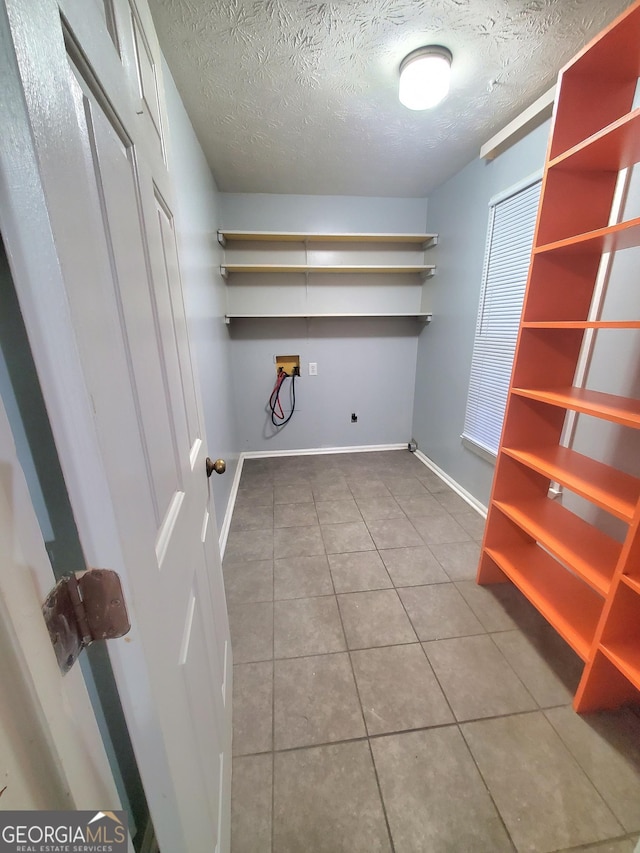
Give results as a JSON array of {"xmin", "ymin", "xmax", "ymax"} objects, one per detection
[{"xmin": 462, "ymin": 175, "xmax": 542, "ymax": 457}]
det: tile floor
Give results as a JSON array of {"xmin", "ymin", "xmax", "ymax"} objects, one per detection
[{"xmin": 223, "ymin": 450, "xmax": 640, "ymax": 853}]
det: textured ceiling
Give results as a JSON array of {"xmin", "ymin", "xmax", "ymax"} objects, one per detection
[{"xmin": 149, "ymin": 0, "xmax": 635, "ymax": 197}]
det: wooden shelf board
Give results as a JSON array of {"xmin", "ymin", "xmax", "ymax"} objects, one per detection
[
  {"xmin": 621, "ymin": 574, "xmax": 640, "ymax": 596},
  {"xmin": 484, "ymin": 543, "xmax": 602, "ymax": 660},
  {"xmin": 548, "ymin": 108, "xmax": 640, "ymax": 172},
  {"xmin": 221, "ymin": 263, "xmax": 435, "ymax": 275},
  {"xmin": 493, "ymin": 498, "xmax": 619, "ymax": 596},
  {"xmin": 218, "ymin": 230, "xmax": 438, "ymax": 245},
  {"xmin": 535, "ymin": 217, "xmax": 640, "ymax": 257},
  {"xmin": 511, "ymin": 386, "xmax": 640, "ymax": 429},
  {"xmin": 522, "ymin": 321, "xmax": 640, "ymax": 330},
  {"xmin": 224, "ymin": 312, "xmax": 433, "ymax": 323},
  {"xmin": 501, "ymin": 445, "xmax": 640, "ymax": 522},
  {"xmin": 600, "ymin": 643, "xmax": 640, "ymax": 693}
]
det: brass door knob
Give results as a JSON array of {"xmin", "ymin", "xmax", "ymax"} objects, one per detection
[{"xmin": 206, "ymin": 457, "xmax": 226, "ymax": 477}]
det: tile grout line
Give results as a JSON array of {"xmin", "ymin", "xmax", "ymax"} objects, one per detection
[
  {"xmin": 232, "ymin": 455, "xmax": 637, "ymax": 853},
  {"xmin": 457, "ymin": 722, "xmax": 519, "ymax": 853},
  {"xmin": 270, "ymin": 511, "xmax": 275, "ymax": 853},
  {"xmin": 327, "ymin": 524, "xmax": 398, "ymax": 853}
]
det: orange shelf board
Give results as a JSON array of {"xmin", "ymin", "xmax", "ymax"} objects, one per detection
[
  {"xmin": 534, "ymin": 217, "xmax": 640, "ymax": 257},
  {"xmin": 511, "ymin": 386, "xmax": 640, "ymax": 429},
  {"xmin": 600, "ymin": 643, "xmax": 640, "ymax": 693},
  {"xmin": 558, "ymin": 2, "xmax": 640, "ymax": 82},
  {"xmin": 493, "ymin": 499, "xmax": 618, "ymax": 597},
  {"xmin": 522, "ymin": 321, "xmax": 640, "ymax": 330},
  {"xmin": 621, "ymin": 574, "xmax": 640, "ymax": 596},
  {"xmin": 501, "ymin": 445, "xmax": 640, "ymax": 522},
  {"xmin": 548, "ymin": 108, "xmax": 640, "ymax": 172},
  {"xmin": 484, "ymin": 544, "xmax": 601, "ymax": 660}
]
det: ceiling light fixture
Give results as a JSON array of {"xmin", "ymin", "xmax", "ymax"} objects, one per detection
[{"xmin": 399, "ymin": 45, "xmax": 453, "ymax": 110}]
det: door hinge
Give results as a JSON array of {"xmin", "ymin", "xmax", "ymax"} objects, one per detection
[{"xmin": 43, "ymin": 569, "xmax": 131, "ymax": 674}]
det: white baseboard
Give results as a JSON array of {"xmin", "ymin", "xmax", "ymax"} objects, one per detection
[
  {"xmin": 219, "ymin": 443, "xmax": 405, "ymax": 557},
  {"xmin": 219, "ymin": 444, "xmax": 486, "ymax": 559},
  {"xmin": 218, "ymin": 455, "xmax": 245, "ymax": 559},
  {"xmin": 414, "ymin": 450, "xmax": 488, "ymax": 517},
  {"xmin": 242, "ymin": 443, "xmax": 406, "ymax": 459}
]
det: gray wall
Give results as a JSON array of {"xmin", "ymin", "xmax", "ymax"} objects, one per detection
[
  {"xmin": 412, "ymin": 119, "xmax": 551, "ymax": 506},
  {"xmin": 220, "ymin": 193, "xmax": 428, "ymax": 452},
  {"xmin": 561, "ymin": 163, "xmax": 640, "ymax": 542},
  {"xmin": 162, "ymin": 62, "xmax": 240, "ymax": 524}
]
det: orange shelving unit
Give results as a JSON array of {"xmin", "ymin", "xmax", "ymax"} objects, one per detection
[{"xmin": 477, "ymin": 0, "xmax": 640, "ymax": 712}]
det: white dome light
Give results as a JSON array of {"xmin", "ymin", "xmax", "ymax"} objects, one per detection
[{"xmin": 399, "ymin": 46, "xmax": 453, "ymax": 110}]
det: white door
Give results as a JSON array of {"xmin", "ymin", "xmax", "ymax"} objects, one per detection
[
  {"xmin": 0, "ymin": 1, "xmax": 232, "ymax": 851},
  {"xmin": 0, "ymin": 388, "xmax": 122, "ymax": 814}
]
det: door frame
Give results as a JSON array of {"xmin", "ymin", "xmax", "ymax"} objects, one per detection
[{"xmin": 0, "ymin": 3, "xmax": 192, "ymax": 849}]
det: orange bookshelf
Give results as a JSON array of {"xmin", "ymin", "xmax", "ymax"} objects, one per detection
[{"xmin": 478, "ymin": 0, "xmax": 640, "ymax": 712}]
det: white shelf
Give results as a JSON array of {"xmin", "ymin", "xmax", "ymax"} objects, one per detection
[
  {"xmin": 224, "ymin": 312, "xmax": 433, "ymax": 324},
  {"xmin": 219, "ymin": 228, "xmax": 438, "ymax": 323},
  {"xmin": 220, "ymin": 263, "xmax": 435, "ymax": 278},
  {"xmin": 217, "ymin": 229, "xmax": 438, "ymax": 248}
]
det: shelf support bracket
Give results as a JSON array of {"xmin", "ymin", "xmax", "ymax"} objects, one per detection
[
  {"xmin": 422, "ymin": 235, "xmax": 438, "ymax": 250},
  {"xmin": 220, "ymin": 265, "xmax": 228, "ymax": 279},
  {"xmin": 217, "ymin": 230, "xmax": 226, "ymax": 248}
]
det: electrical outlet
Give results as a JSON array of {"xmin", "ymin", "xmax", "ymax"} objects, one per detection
[
  {"xmin": 309, "ymin": 362, "xmax": 318, "ymax": 376},
  {"xmin": 351, "ymin": 413, "xmax": 358, "ymax": 423}
]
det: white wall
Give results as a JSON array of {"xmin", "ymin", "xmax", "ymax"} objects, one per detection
[
  {"xmin": 412, "ymin": 120, "xmax": 551, "ymax": 505},
  {"xmin": 220, "ymin": 193, "xmax": 428, "ymax": 452},
  {"xmin": 162, "ymin": 62, "xmax": 240, "ymax": 523}
]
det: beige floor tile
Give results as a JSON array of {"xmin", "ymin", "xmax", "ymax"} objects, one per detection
[
  {"xmin": 274, "ymin": 595, "xmax": 345, "ymax": 658},
  {"xmin": 274, "ymin": 554, "xmax": 333, "ymax": 600},
  {"xmin": 351, "ymin": 643, "xmax": 453, "ymax": 734},
  {"xmin": 274, "ymin": 483, "xmax": 314, "ymax": 504},
  {"xmin": 328, "ymin": 550, "xmax": 393, "ymax": 593},
  {"xmin": 338, "ymin": 589, "xmax": 417, "ymax": 649},
  {"xmin": 274, "ymin": 742, "xmax": 391, "ymax": 853},
  {"xmin": 366, "ymin": 517, "xmax": 424, "ymax": 549},
  {"xmin": 379, "ymin": 545, "xmax": 449, "ymax": 586},
  {"xmin": 462, "ymin": 712, "xmax": 623, "ymax": 851},
  {"xmin": 228, "ymin": 601, "xmax": 273, "ymax": 663},
  {"xmin": 274, "ymin": 501, "xmax": 318, "ymax": 528},
  {"xmin": 545, "ymin": 706, "xmax": 640, "ymax": 832},
  {"xmin": 223, "ymin": 559, "xmax": 273, "ymax": 606},
  {"xmin": 492, "ymin": 627, "xmax": 582, "ymax": 708},
  {"xmin": 429, "ymin": 540, "xmax": 481, "ymax": 581},
  {"xmin": 371, "ymin": 727, "xmax": 512, "ymax": 853},
  {"xmin": 231, "ymin": 754, "xmax": 272, "ymax": 853},
  {"xmin": 224, "ymin": 528, "xmax": 274, "ymax": 564},
  {"xmin": 395, "ymin": 493, "xmax": 447, "ymax": 518},
  {"xmin": 320, "ymin": 521, "xmax": 376, "ymax": 553},
  {"xmin": 454, "ymin": 579, "xmax": 520, "ymax": 632},
  {"xmin": 398, "ymin": 583, "xmax": 484, "ymax": 641},
  {"xmin": 273, "ymin": 524, "xmax": 325, "ymax": 559},
  {"xmin": 315, "ymin": 498, "xmax": 362, "ymax": 524},
  {"xmin": 233, "ymin": 661, "xmax": 273, "ymax": 755},
  {"xmin": 355, "ymin": 496, "xmax": 406, "ymax": 522},
  {"xmin": 423, "ymin": 634, "xmax": 537, "ymax": 720},
  {"xmin": 274, "ymin": 653, "xmax": 365, "ymax": 749},
  {"xmin": 412, "ymin": 512, "xmax": 471, "ymax": 545}
]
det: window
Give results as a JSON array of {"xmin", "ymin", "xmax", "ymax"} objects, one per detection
[{"xmin": 462, "ymin": 174, "xmax": 542, "ymax": 458}]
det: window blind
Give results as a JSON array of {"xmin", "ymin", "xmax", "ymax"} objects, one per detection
[{"xmin": 462, "ymin": 176, "xmax": 542, "ymax": 457}]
